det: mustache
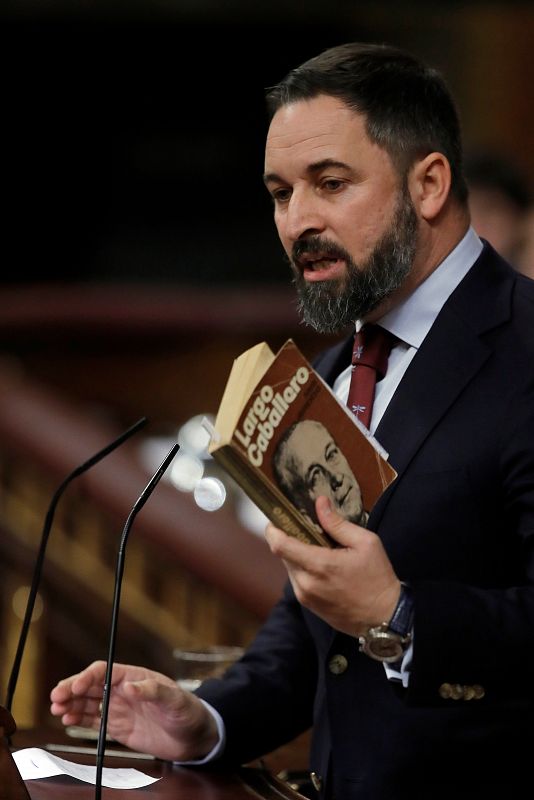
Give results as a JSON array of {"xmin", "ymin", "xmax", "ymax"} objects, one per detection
[{"xmin": 292, "ymin": 236, "xmax": 352, "ymax": 265}]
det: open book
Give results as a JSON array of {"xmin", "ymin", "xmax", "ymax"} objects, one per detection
[{"xmin": 207, "ymin": 339, "xmax": 397, "ymax": 547}]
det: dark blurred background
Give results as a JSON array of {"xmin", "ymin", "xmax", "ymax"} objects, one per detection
[{"xmin": 3, "ymin": 0, "xmax": 533, "ymax": 287}]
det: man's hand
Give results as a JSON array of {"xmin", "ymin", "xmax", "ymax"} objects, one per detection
[
  {"xmin": 265, "ymin": 496, "xmax": 401, "ymax": 636},
  {"xmin": 50, "ymin": 661, "xmax": 219, "ymax": 762}
]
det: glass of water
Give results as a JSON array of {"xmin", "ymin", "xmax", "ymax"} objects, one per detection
[{"xmin": 173, "ymin": 645, "xmax": 244, "ymax": 691}]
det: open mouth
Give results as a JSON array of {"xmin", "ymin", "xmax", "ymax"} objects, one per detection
[
  {"xmin": 298, "ymin": 252, "xmax": 340, "ymax": 270},
  {"xmin": 296, "ymin": 252, "xmax": 345, "ymax": 282}
]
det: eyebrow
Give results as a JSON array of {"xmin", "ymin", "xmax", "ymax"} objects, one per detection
[{"xmin": 263, "ymin": 158, "xmax": 353, "ymax": 186}]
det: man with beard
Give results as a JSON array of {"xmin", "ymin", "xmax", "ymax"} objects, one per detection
[{"xmin": 50, "ymin": 43, "xmax": 534, "ymax": 799}]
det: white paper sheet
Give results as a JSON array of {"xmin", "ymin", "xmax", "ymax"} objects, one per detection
[{"xmin": 13, "ymin": 747, "xmax": 160, "ymax": 789}]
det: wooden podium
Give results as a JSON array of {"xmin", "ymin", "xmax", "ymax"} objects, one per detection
[
  {"xmin": 3, "ymin": 719, "xmax": 309, "ymax": 800},
  {"xmin": 0, "ymin": 707, "xmax": 31, "ymax": 800}
]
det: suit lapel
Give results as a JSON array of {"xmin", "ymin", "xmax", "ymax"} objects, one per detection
[
  {"xmin": 373, "ymin": 305, "xmax": 489, "ymax": 469},
  {"xmin": 368, "ymin": 246, "xmax": 515, "ymax": 528}
]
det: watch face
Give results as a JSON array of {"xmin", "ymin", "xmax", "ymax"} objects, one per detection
[
  {"xmin": 360, "ymin": 628, "xmax": 406, "ymax": 662},
  {"xmin": 368, "ymin": 637, "xmax": 403, "ymax": 661}
]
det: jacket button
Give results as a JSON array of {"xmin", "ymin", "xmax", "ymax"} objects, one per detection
[
  {"xmin": 439, "ymin": 682, "xmax": 452, "ymax": 699},
  {"xmin": 328, "ymin": 654, "xmax": 348, "ymax": 674},
  {"xmin": 439, "ymin": 683, "xmax": 485, "ymax": 701},
  {"xmin": 310, "ymin": 772, "xmax": 323, "ymax": 792},
  {"xmin": 439, "ymin": 683, "xmax": 464, "ymax": 700}
]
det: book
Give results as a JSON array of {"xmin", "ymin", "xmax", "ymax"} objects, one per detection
[{"xmin": 207, "ymin": 338, "xmax": 397, "ymax": 548}]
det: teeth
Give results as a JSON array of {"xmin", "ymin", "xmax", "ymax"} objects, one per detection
[{"xmin": 309, "ymin": 258, "xmax": 333, "ymax": 270}]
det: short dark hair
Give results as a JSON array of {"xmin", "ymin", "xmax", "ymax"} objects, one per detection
[{"xmin": 266, "ymin": 42, "xmax": 468, "ymax": 204}]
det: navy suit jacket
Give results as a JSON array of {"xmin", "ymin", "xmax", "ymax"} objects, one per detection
[{"xmin": 197, "ymin": 243, "xmax": 534, "ymax": 799}]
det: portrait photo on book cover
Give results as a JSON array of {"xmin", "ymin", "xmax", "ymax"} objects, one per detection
[
  {"xmin": 272, "ymin": 419, "xmax": 369, "ymax": 531},
  {"xmin": 210, "ymin": 338, "xmax": 395, "ymax": 547}
]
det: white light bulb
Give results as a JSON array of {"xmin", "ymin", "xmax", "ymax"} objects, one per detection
[
  {"xmin": 194, "ymin": 477, "xmax": 226, "ymax": 512},
  {"xmin": 170, "ymin": 452, "xmax": 204, "ymax": 492}
]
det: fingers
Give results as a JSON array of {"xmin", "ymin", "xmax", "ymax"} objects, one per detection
[
  {"xmin": 50, "ymin": 694, "xmax": 103, "ymax": 729},
  {"xmin": 122, "ymin": 676, "xmax": 185, "ymax": 710},
  {"xmin": 265, "ymin": 498, "xmax": 368, "ymax": 567},
  {"xmin": 50, "ymin": 661, "xmax": 106, "ymax": 703},
  {"xmin": 50, "ymin": 660, "xmax": 110, "ymax": 727},
  {"xmin": 122, "ymin": 678, "xmax": 161, "ymax": 703},
  {"xmin": 315, "ymin": 496, "xmax": 367, "ymax": 546},
  {"xmin": 265, "ymin": 522, "xmax": 323, "ymax": 566}
]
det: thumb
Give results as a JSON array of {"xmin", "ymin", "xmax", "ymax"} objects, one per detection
[
  {"xmin": 124, "ymin": 679, "xmax": 177, "ymax": 705},
  {"xmin": 315, "ymin": 496, "xmax": 368, "ymax": 546}
]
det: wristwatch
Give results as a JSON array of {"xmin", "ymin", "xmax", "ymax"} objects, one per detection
[{"xmin": 358, "ymin": 583, "xmax": 414, "ymax": 663}]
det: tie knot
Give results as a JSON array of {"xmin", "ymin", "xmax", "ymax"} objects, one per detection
[{"xmin": 352, "ymin": 324, "xmax": 397, "ymax": 381}]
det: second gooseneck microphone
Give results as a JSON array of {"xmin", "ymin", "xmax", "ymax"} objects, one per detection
[{"xmin": 94, "ymin": 442, "xmax": 179, "ymax": 800}]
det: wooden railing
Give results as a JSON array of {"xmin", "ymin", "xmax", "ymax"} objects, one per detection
[
  {"xmin": 0, "ymin": 282, "xmax": 339, "ymax": 431},
  {"xmin": 0, "ymin": 359, "xmax": 291, "ymax": 726}
]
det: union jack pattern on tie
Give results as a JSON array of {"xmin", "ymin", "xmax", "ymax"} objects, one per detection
[{"xmin": 346, "ymin": 324, "xmax": 397, "ymax": 430}]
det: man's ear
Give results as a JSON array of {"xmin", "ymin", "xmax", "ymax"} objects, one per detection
[{"xmin": 408, "ymin": 152, "xmax": 452, "ymax": 221}]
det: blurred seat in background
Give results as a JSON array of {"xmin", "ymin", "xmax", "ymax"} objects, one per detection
[{"xmin": 465, "ymin": 150, "xmax": 531, "ymax": 266}]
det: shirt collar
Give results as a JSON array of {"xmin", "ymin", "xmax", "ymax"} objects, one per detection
[{"xmin": 357, "ymin": 227, "xmax": 483, "ymax": 349}]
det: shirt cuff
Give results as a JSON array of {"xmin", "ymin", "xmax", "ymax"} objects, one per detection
[
  {"xmin": 172, "ymin": 698, "xmax": 226, "ymax": 765},
  {"xmin": 384, "ymin": 637, "xmax": 413, "ymax": 688}
]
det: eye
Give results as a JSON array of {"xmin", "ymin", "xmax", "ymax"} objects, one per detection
[
  {"xmin": 326, "ymin": 445, "xmax": 340, "ymax": 463},
  {"xmin": 307, "ymin": 466, "xmax": 324, "ymax": 492},
  {"xmin": 270, "ymin": 186, "xmax": 292, "ymax": 205},
  {"xmin": 321, "ymin": 178, "xmax": 345, "ymax": 193}
]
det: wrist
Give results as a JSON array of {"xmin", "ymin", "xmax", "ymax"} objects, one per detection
[
  {"xmin": 358, "ymin": 583, "xmax": 414, "ymax": 663},
  {"xmin": 388, "ymin": 582, "xmax": 414, "ymax": 637},
  {"xmin": 193, "ymin": 702, "xmax": 221, "ymax": 760}
]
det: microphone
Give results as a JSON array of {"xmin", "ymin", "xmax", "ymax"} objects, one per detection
[
  {"xmin": 95, "ymin": 442, "xmax": 179, "ymax": 800},
  {"xmin": 4, "ymin": 416, "xmax": 149, "ymax": 717}
]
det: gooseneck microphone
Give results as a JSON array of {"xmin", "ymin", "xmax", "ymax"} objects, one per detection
[
  {"xmin": 4, "ymin": 416, "xmax": 149, "ymax": 716},
  {"xmin": 95, "ymin": 442, "xmax": 179, "ymax": 800}
]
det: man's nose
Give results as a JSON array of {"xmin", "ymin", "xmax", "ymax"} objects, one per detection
[
  {"xmin": 284, "ymin": 190, "xmax": 325, "ymax": 242},
  {"xmin": 329, "ymin": 471, "xmax": 344, "ymax": 490}
]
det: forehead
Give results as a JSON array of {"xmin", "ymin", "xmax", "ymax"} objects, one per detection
[
  {"xmin": 265, "ymin": 94, "xmax": 383, "ymax": 173},
  {"xmin": 288, "ymin": 421, "xmax": 332, "ymax": 459}
]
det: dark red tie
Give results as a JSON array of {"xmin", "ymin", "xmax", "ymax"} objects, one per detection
[{"xmin": 347, "ymin": 324, "xmax": 397, "ymax": 429}]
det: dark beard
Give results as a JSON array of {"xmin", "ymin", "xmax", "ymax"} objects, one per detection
[{"xmin": 291, "ymin": 189, "xmax": 418, "ymax": 333}]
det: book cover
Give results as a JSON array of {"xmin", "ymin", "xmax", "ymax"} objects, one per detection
[{"xmin": 208, "ymin": 338, "xmax": 397, "ymax": 548}]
